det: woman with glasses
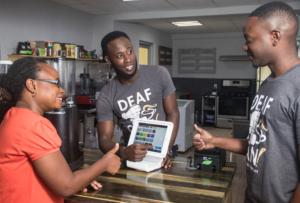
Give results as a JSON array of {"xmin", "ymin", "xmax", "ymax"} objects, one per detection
[{"xmin": 0, "ymin": 57, "xmax": 121, "ymax": 203}]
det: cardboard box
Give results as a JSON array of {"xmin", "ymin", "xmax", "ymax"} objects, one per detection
[{"xmin": 35, "ymin": 41, "xmax": 45, "ymax": 48}]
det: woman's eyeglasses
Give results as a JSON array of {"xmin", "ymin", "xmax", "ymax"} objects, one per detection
[{"xmin": 34, "ymin": 79, "xmax": 61, "ymax": 88}]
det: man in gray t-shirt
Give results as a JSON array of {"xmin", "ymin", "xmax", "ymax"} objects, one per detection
[
  {"xmin": 96, "ymin": 31, "xmax": 179, "ymax": 168},
  {"xmin": 193, "ymin": 2, "xmax": 300, "ymax": 202},
  {"xmin": 244, "ymin": 63, "xmax": 300, "ymax": 202}
]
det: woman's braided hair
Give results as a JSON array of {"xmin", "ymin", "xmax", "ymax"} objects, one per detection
[{"xmin": 0, "ymin": 57, "xmax": 47, "ymax": 103}]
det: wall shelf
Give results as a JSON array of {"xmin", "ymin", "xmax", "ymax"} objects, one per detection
[
  {"xmin": 8, "ymin": 54, "xmax": 100, "ymax": 62},
  {"xmin": 219, "ymin": 55, "xmax": 250, "ymax": 61}
]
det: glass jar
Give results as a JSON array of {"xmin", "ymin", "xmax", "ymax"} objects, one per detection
[
  {"xmin": 45, "ymin": 41, "xmax": 53, "ymax": 56},
  {"xmin": 61, "ymin": 43, "xmax": 66, "ymax": 57},
  {"xmin": 65, "ymin": 43, "xmax": 71, "ymax": 58},
  {"xmin": 70, "ymin": 44, "xmax": 76, "ymax": 58},
  {"xmin": 53, "ymin": 42, "xmax": 61, "ymax": 57}
]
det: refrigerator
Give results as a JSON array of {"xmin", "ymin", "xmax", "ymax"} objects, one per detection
[{"xmin": 174, "ymin": 99, "xmax": 195, "ymax": 152}]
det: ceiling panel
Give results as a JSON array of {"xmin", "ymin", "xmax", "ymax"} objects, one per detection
[
  {"xmin": 229, "ymin": 15, "xmax": 250, "ymax": 31},
  {"xmin": 139, "ymin": 18, "xmax": 215, "ymax": 34},
  {"xmin": 260, "ymin": 0, "xmax": 298, "ymax": 3},
  {"xmin": 50, "ymin": 0, "xmax": 83, "ymax": 6},
  {"xmin": 197, "ymin": 17, "xmax": 240, "ymax": 32},
  {"xmin": 213, "ymin": 0, "xmax": 260, "ymax": 7},
  {"xmin": 179, "ymin": 25, "xmax": 215, "ymax": 33},
  {"xmin": 140, "ymin": 20, "xmax": 178, "ymax": 29},
  {"xmin": 77, "ymin": 0, "xmax": 122, "ymax": 4},
  {"xmin": 110, "ymin": 9, "xmax": 141, "ymax": 14},
  {"xmin": 139, "ymin": 20, "xmax": 185, "ymax": 33},
  {"xmin": 95, "ymin": 3, "xmax": 139, "ymax": 12},
  {"xmin": 125, "ymin": 0, "xmax": 178, "ymax": 11},
  {"xmin": 164, "ymin": 17, "xmax": 204, "ymax": 23},
  {"xmin": 166, "ymin": 0, "xmax": 217, "ymax": 9},
  {"xmin": 48, "ymin": 0, "xmax": 300, "ymax": 35},
  {"xmin": 68, "ymin": 4, "xmax": 107, "ymax": 15},
  {"xmin": 77, "ymin": 0, "xmax": 139, "ymax": 12}
]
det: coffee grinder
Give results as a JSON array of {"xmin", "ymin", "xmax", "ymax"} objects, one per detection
[
  {"xmin": 77, "ymin": 68, "xmax": 96, "ymax": 109},
  {"xmin": 44, "ymin": 58, "xmax": 83, "ymax": 171}
]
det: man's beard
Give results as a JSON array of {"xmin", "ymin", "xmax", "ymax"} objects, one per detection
[{"xmin": 111, "ymin": 60, "xmax": 138, "ymax": 78}]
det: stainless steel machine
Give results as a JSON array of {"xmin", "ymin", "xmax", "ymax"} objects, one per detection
[
  {"xmin": 0, "ymin": 61, "xmax": 12, "ymax": 74},
  {"xmin": 216, "ymin": 80, "xmax": 251, "ymax": 128},
  {"xmin": 44, "ymin": 58, "xmax": 83, "ymax": 171},
  {"xmin": 0, "ymin": 61, "xmax": 14, "ymax": 124}
]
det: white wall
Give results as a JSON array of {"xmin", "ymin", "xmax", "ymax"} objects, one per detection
[
  {"xmin": 113, "ymin": 21, "xmax": 173, "ymax": 73},
  {"xmin": 92, "ymin": 15, "xmax": 114, "ymax": 54},
  {"xmin": 0, "ymin": 0, "xmax": 256, "ymax": 80},
  {"xmin": 172, "ymin": 32, "xmax": 256, "ymax": 79},
  {"xmin": 92, "ymin": 18, "xmax": 172, "ymax": 73},
  {"xmin": 0, "ymin": 0, "xmax": 172, "ymax": 77},
  {"xmin": 0, "ymin": 0, "xmax": 94, "ymax": 60}
]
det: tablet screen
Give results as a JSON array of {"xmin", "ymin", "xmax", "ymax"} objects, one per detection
[{"xmin": 133, "ymin": 122, "xmax": 167, "ymax": 153}]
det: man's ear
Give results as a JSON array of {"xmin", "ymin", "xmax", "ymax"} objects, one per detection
[
  {"xmin": 104, "ymin": 56, "xmax": 111, "ymax": 64},
  {"xmin": 271, "ymin": 30, "xmax": 280, "ymax": 46},
  {"xmin": 104, "ymin": 56, "xmax": 114, "ymax": 70},
  {"xmin": 25, "ymin": 78, "xmax": 36, "ymax": 93}
]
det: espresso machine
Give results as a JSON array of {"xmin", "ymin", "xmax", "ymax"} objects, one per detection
[
  {"xmin": 44, "ymin": 58, "xmax": 83, "ymax": 171},
  {"xmin": 76, "ymin": 68, "xmax": 96, "ymax": 109},
  {"xmin": 0, "ymin": 61, "xmax": 14, "ymax": 124}
]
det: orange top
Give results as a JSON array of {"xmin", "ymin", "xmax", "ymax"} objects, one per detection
[{"xmin": 0, "ymin": 107, "xmax": 63, "ymax": 203}]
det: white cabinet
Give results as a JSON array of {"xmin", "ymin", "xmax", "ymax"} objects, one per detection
[{"xmin": 174, "ymin": 99, "xmax": 195, "ymax": 152}]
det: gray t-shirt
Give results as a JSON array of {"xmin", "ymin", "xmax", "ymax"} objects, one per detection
[
  {"xmin": 245, "ymin": 63, "xmax": 300, "ymax": 203},
  {"xmin": 96, "ymin": 65, "xmax": 176, "ymax": 145}
]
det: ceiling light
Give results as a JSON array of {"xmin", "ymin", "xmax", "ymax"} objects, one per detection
[{"xmin": 172, "ymin": 21, "xmax": 202, "ymax": 27}]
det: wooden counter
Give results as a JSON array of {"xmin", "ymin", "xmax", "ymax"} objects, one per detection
[{"xmin": 65, "ymin": 148, "xmax": 236, "ymax": 203}]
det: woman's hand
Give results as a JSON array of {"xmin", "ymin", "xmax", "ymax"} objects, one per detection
[
  {"xmin": 161, "ymin": 155, "xmax": 172, "ymax": 168},
  {"xmin": 81, "ymin": 180, "xmax": 102, "ymax": 192},
  {"xmin": 102, "ymin": 143, "xmax": 121, "ymax": 175}
]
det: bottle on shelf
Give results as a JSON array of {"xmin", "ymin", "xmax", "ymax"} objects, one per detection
[
  {"xmin": 194, "ymin": 111, "xmax": 199, "ymax": 125},
  {"xmin": 85, "ymin": 126, "xmax": 93, "ymax": 148},
  {"xmin": 94, "ymin": 126, "xmax": 99, "ymax": 148}
]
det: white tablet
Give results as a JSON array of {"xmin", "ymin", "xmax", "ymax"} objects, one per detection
[{"xmin": 126, "ymin": 119, "xmax": 174, "ymax": 172}]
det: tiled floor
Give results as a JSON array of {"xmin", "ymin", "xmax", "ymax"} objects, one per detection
[{"xmin": 177, "ymin": 126, "xmax": 247, "ymax": 203}]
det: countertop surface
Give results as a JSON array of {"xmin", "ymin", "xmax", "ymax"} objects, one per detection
[{"xmin": 65, "ymin": 148, "xmax": 236, "ymax": 203}]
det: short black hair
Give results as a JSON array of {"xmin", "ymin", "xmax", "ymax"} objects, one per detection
[
  {"xmin": 101, "ymin": 31, "xmax": 131, "ymax": 57},
  {"xmin": 0, "ymin": 57, "xmax": 46, "ymax": 103},
  {"xmin": 250, "ymin": 1, "xmax": 298, "ymax": 24}
]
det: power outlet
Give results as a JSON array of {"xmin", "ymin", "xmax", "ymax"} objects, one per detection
[{"xmin": 214, "ymin": 84, "xmax": 217, "ymax": 89}]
